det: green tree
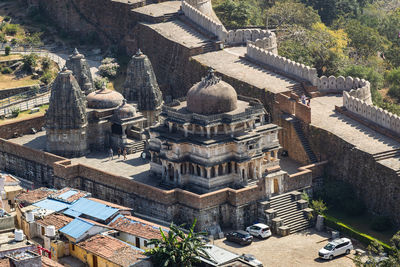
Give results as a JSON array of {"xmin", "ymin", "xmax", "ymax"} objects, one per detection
[
  {"xmin": 4, "ymin": 46, "xmax": 10, "ymax": 56},
  {"xmin": 266, "ymin": 1, "xmax": 321, "ymax": 29},
  {"xmin": 22, "ymin": 53, "xmax": 38, "ymax": 72},
  {"xmin": 340, "ymin": 64, "xmax": 384, "ymax": 93},
  {"xmin": 345, "ymin": 20, "xmax": 386, "ymax": 58},
  {"xmin": 385, "ymin": 68, "xmax": 400, "ymax": 102},
  {"xmin": 214, "ymin": 0, "xmax": 252, "ymax": 28},
  {"xmin": 144, "ymin": 219, "xmax": 209, "ymax": 267}
]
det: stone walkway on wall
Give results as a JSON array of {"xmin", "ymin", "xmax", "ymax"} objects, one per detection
[
  {"xmin": 310, "ymin": 95, "xmax": 400, "ymax": 171},
  {"xmin": 192, "ymin": 47, "xmax": 297, "ymax": 94}
]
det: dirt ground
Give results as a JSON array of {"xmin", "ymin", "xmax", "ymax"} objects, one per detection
[{"xmin": 214, "ymin": 228, "xmax": 356, "ymax": 267}]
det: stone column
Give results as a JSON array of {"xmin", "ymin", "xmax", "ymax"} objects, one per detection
[
  {"xmin": 173, "ymin": 163, "xmax": 178, "ymax": 184},
  {"xmin": 176, "ymin": 163, "xmax": 181, "ymax": 185},
  {"xmin": 205, "ymin": 126, "xmax": 211, "ymax": 138},
  {"xmin": 259, "ymin": 115, "xmax": 265, "ymax": 125},
  {"xmin": 121, "ymin": 125, "xmax": 127, "ymax": 144},
  {"xmin": 183, "ymin": 124, "xmax": 189, "ymax": 137},
  {"xmin": 161, "ymin": 160, "xmax": 166, "ymax": 180},
  {"xmin": 258, "ymin": 159, "xmax": 262, "ymax": 178},
  {"xmin": 149, "ymin": 151, "xmax": 154, "ymax": 162},
  {"xmin": 229, "ymin": 124, "xmax": 235, "ymax": 137},
  {"xmin": 224, "ymin": 124, "xmax": 228, "ymax": 134},
  {"xmin": 267, "ymin": 151, "xmax": 271, "ymax": 162},
  {"xmin": 200, "ymin": 166, "xmax": 205, "ymax": 178},
  {"xmin": 214, "ymin": 126, "xmax": 218, "ymax": 136},
  {"xmin": 168, "ymin": 122, "xmax": 173, "ymax": 133},
  {"xmin": 205, "ymin": 167, "xmax": 211, "ymax": 178},
  {"xmin": 200, "ymin": 126, "xmax": 205, "ymax": 137},
  {"xmin": 222, "ymin": 163, "xmax": 227, "ymax": 175}
]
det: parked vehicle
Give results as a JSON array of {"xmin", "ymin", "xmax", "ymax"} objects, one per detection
[
  {"xmin": 240, "ymin": 254, "xmax": 263, "ymax": 267},
  {"xmin": 246, "ymin": 223, "xmax": 272, "ymax": 239},
  {"xmin": 226, "ymin": 230, "xmax": 253, "ymax": 245},
  {"xmin": 318, "ymin": 238, "xmax": 353, "ymax": 260}
]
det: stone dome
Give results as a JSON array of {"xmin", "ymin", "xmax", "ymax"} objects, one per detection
[
  {"xmin": 86, "ymin": 85, "xmax": 124, "ymax": 109},
  {"xmin": 114, "ymin": 99, "xmax": 136, "ymax": 120},
  {"xmin": 187, "ymin": 69, "xmax": 237, "ymax": 115}
]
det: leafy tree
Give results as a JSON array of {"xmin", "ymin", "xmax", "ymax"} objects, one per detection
[
  {"xmin": 22, "ymin": 53, "xmax": 38, "ymax": 72},
  {"xmin": 385, "ymin": 68, "xmax": 400, "ymax": 102},
  {"xmin": 345, "ymin": 20, "xmax": 386, "ymax": 58},
  {"xmin": 22, "ymin": 32, "xmax": 43, "ymax": 47},
  {"xmin": 266, "ymin": 1, "xmax": 321, "ymax": 29},
  {"xmin": 4, "ymin": 46, "xmax": 10, "ymax": 56},
  {"xmin": 214, "ymin": 0, "xmax": 252, "ymax": 28},
  {"xmin": 99, "ymin": 57, "xmax": 119, "ymax": 78},
  {"xmin": 310, "ymin": 199, "xmax": 327, "ymax": 215},
  {"xmin": 340, "ymin": 64, "xmax": 384, "ymax": 93},
  {"xmin": 3, "ymin": 24, "xmax": 20, "ymax": 36},
  {"xmin": 144, "ymin": 219, "xmax": 209, "ymax": 267}
]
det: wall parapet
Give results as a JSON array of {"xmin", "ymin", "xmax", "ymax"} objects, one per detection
[
  {"xmin": 343, "ymin": 92, "xmax": 400, "ymax": 135},
  {"xmin": 227, "ymin": 29, "xmax": 276, "ymax": 47},
  {"xmin": 246, "ymin": 43, "xmax": 318, "ymax": 86}
]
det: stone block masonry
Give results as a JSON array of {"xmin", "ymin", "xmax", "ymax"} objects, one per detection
[
  {"xmin": 0, "ymin": 115, "xmax": 45, "ymax": 139},
  {"xmin": 343, "ymin": 91, "xmax": 400, "ymax": 135}
]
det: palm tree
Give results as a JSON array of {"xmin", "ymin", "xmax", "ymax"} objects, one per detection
[{"xmin": 144, "ymin": 219, "xmax": 209, "ymax": 267}]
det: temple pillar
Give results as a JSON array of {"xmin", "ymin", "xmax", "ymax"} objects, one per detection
[
  {"xmin": 183, "ymin": 124, "xmax": 189, "ymax": 137},
  {"xmin": 205, "ymin": 126, "xmax": 211, "ymax": 138},
  {"xmin": 149, "ymin": 151, "xmax": 154, "ymax": 162},
  {"xmin": 229, "ymin": 124, "xmax": 235, "ymax": 137},
  {"xmin": 205, "ymin": 167, "xmax": 211, "ymax": 178},
  {"xmin": 267, "ymin": 151, "xmax": 271, "ymax": 162},
  {"xmin": 214, "ymin": 126, "xmax": 218, "ymax": 136},
  {"xmin": 222, "ymin": 163, "xmax": 227, "ymax": 175},
  {"xmin": 200, "ymin": 126, "xmax": 205, "ymax": 137},
  {"xmin": 259, "ymin": 115, "xmax": 265, "ymax": 125},
  {"xmin": 224, "ymin": 124, "xmax": 228, "ymax": 134},
  {"xmin": 200, "ymin": 166, "xmax": 205, "ymax": 178},
  {"xmin": 168, "ymin": 122, "xmax": 173, "ymax": 133},
  {"xmin": 121, "ymin": 125, "xmax": 127, "ymax": 144}
]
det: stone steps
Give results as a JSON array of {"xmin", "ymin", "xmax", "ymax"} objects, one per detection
[
  {"xmin": 373, "ymin": 148, "xmax": 400, "ymax": 161},
  {"xmin": 269, "ymin": 191, "xmax": 311, "ymax": 234}
]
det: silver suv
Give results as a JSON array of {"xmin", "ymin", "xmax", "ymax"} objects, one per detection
[{"xmin": 319, "ymin": 238, "xmax": 353, "ymax": 260}]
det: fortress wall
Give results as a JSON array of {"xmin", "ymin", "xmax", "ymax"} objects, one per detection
[
  {"xmin": 343, "ymin": 92, "xmax": 400, "ymax": 135},
  {"xmin": 181, "ymin": 1, "xmax": 226, "ymax": 40},
  {"xmin": 226, "ymin": 29, "xmax": 276, "ymax": 47},
  {"xmin": 305, "ymin": 124, "xmax": 400, "ymax": 226},
  {"xmin": 0, "ymin": 115, "xmax": 45, "ymax": 139},
  {"xmin": 275, "ymin": 93, "xmax": 311, "ymax": 124},
  {"xmin": 37, "ymin": 0, "xmax": 142, "ymax": 44},
  {"xmin": 246, "ymin": 44, "xmax": 318, "ymax": 86}
]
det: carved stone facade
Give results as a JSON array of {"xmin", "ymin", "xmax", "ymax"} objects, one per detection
[
  {"xmin": 123, "ymin": 50, "xmax": 163, "ymax": 127},
  {"xmin": 66, "ymin": 48, "xmax": 94, "ymax": 95},
  {"xmin": 149, "ymin": 70, "xmax": 284, "ymax": 193},
  {"xmin": 46, "ymin": 68, "xmax": 89, "ymax": 157}
]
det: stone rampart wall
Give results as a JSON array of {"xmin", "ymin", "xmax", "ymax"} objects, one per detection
[
  {"xmin": 275, "ymin": 93, "xmax": 311, "ymax": 123},
  {"xmin": 226, "ymin": 29, "xmax": 276, "ymax": 47},
  {"xmin": 0, "ymin": 85, "xmax": 34, "ymax": 100},
  {"xmin": 0, "ymin": 115, "xmax": 45, "ymax": 139},
  {"xmin": 181, "ymin": 1, "xmax": 226, "ymax": 40},
  {"xmin": 246, "ymin": 43, "xmax": 318, "ymax": 86},
  {"xmin": 343, "ymin": 92, "xmax": 400, "ymax": 135}
]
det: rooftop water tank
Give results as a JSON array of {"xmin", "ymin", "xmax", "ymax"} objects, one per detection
[
  {"xmin": 45, "ymin": 225, "xmax": 56, "ymax": 237},
  {"xmin": 25, "ymin": 211, "xmax": 34, "ymax": 223},
  {"xmin": 14, "ymin": 229, "xmax": 24, "ymax": 241}
]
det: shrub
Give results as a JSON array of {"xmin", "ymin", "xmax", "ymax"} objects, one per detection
[
  {"xmin": 311, "ymin": 199, "xmax": 327, "ymax": 215},
  {"xmin": 99, "ymin": 57, "xmax": 119, "ymax": 78},
  {"xmin": 0, "ymin": 33, "xmax": 6, "ymax": 43},
  {"xmin": 94, "ymin": 77, "xmax": 108, "ymax": 89},
  {"xmin": 1, "ymin": 67, "xmax": 12, "ymax": 74},
  {"xmin": 4, "ymin": 24, "xmax": 20, "ymax": 36},
  {"xmin": 4, "ymin": 46, "xmax": 10, "ymax": 56},
  {"xmin": 22, "ymin": 53, "xmax": 38, "ymax": 72},
  {"xmin": 324, "ymin": 215, "xmax": 393, "ymax": 253},
  {"xmin": 10, "ymin": 38, "xmax": 17, "ymax": 45},
  {"xmin": 40, "ymin": 71, "xmax": 53, "ymax": 84},
  {"xmin": 3, "ymin": 16, "xmax": 11, "ymax": 22},
  {"xmin": 11, "ymin": 108, "xmax": 20, "ymax": 118},
  {"xmin": 371, "ymin": 216, "xmax": 392, "ymax": 232},
  {"xmin": 41, "ymin": 57, "xmax": 51, "ymax": 70}
]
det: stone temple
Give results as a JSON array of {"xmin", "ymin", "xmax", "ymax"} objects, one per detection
[
  {"xmin": 46, "ymin": 50, "xmax": 156, "ymax": 157},
  {"xmin": 66, "ymin": 48, "xmax": 94, "ymax": 95},
  {"xmin": 148, "ymin": 69, "xmax": 285, "ymax": 194},
  {"xmin": 123, "ymin": 49, "xmax": 163, "ymax": 127}
]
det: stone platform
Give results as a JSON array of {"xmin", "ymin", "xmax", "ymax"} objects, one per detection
[
  {"xmin": 192, "ymin": 47, "xmax": 298, "ymax": 94},
  {"xmin": 310, "ymin": 95, "xmax": 400, "ymax": 171}
]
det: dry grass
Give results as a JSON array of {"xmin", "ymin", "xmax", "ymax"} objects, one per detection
[
  {"xmin": 0, "ymin": 54, "xmax": 22, "ymax": 61},
  {"xmin": 0, "ymin": 104, "xmax": 48, "ymax": 125},
  {"xmin": 0, "ymin": 74, "xmax": 40, "ymax": 90}
]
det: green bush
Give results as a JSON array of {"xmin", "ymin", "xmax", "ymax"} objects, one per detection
[
  {"xmin": 22, "ymin": 53, "xmax": 38, "ymax": 72},
  {"xmin": 324, "ymin": 215, "xmax": 393, "ymax": 253},
  {"xmin": 4, "ymin": 24, "xmax": 20, "ymax": 36},
  {"xmin": 3, "ymin": 16, "xmax": 11, "ymax": 22},
  {"xmin": 10, "ymin": 38, "xmax": 17, "ymax": 45},
  {"xmin": 1, "ymin": 67, "xmax": 12, "ymax": 74},
  {"xmin": 4, "ymin": 46, "xmax": 10, "ymax": 56},
  {"xmin": 40, "ymin": 71, "xmax": 53, "ymax": 84},
  {"xmin": 11, "ymin": 108, "xmax": 20, "ymax": 118},
  {"xmin": 41, "ymin": 57, "xmax": 51, "ymax": 70},
  {"xmin": 371, "ymin": 216, "xmax": 392, "ymax": 232},
  {"xmin": 311, "ymin": 199, "xmax": 327, "ymax": 215}
]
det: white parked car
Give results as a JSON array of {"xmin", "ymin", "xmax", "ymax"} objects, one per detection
[
  {"xmin": 246, "ymin": 223, "xmax": 272, "ymax": 239},
  {"xmin": 240, "ymin": 254, "xmax": 263, "ymax": 267},
  {"xmin": 319, "ymin": 238, "xmax": 353, "ymax": 260}
]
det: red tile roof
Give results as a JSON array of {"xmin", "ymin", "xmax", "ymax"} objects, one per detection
[
  {"xmin": 109, "ymin": 215, "xmax": 168, "ymax": 240},
  {"xmin": 42, "ymin": 256, "xmax": 63, "ymax": 267},
  {"xmin": 77, "ymin": 235, "xmax": 147, "ymax": 267},
  {"xmin": 15, "ymin": 188, "xmax": 56, "ymax": 205},
  {"xmin": 35, "ymin": 213, "xmax": 73, "ymax": 230}
]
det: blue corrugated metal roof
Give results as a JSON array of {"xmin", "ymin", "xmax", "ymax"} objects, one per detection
[
  {"xmin": 33, "ymin": 199, "xmax": 70, "ymax": 212},
  {"xmin": 108, "ymin": 214, "xmax": 123, "ymax": 225},
  {"xmin": 60, "ymin": 218, "xmax": 94, "ymax": 239},
  {"xmin": 63, "ymin": 198, "xmax": 118, "ymax": 221},
  {"xmin": 57, "ymin": 190, "xmax": 78, "ymax": 200},
  {"xmin": 63, "ymin": 209, "xmax": 82, "ymax": 218}
]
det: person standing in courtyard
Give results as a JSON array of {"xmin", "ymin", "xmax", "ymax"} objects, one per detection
[
  {"xmin": 123, "ymin": 148, "xmax": 127, "ymax": 161},
  {"xmin": 117, "ymin": 147, "xmax": 122, "ymax": 159},
  {"xmin": 109, "ymin": 148, "xmax": 114, "ymax": 161}
]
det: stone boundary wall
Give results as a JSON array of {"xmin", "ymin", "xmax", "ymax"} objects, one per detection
[
  {"xmin": 226, "ymin": 29, "xmax": 276, "ymax": 46},
  {"xmin": 276, "ymin": 93, "xmax": 311, "ymax": 123},
  {"xmin": 246, "ymin": 43, "xmax": 318, "ymax": 86},
  {"xmin": 0, "ymin": 85, "xmax": 37, "ymax": 100},
  {"xmin": 343, "ymin": 91, "xmax": 400, "ymax": 135},
  {"xmin": 181, "ymin": 1, "xmax": 226, "ymax": 41},
  {"xmin": 0, "ymin": 115, "xmax": 45, "ymax": 139}
]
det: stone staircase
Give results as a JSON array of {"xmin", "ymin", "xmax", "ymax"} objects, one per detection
[
  {"xmin": 127, "ymin": 140, "xmax": 145, "ymax": 154},
  {"xmin": 201, "ymin": 41, "xmax": 216, "ymax": 53},
  {"xmin": 163, "ymin": 12, "xmax": 177, "ymax": 22},
  {"xmin": 289, "ymin": 83, "xmax": 307, "ymax": 98},
  {"xmin": 373, "ymin": 148, "xmax": 400, "ymax": 161},
  {"xmin": 286, "ymin": 115, "xmax": 318, "ymax": 163},
  {"xmin": 269, "ymin": 192, "xmax": 312, "ymax": 233}
]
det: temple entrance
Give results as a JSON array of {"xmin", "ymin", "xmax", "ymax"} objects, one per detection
[
  {"xmin": 168, "ymin": 164, "xmax": 174, "ymax": 181},
  {"xmin": 273, "ymin": 178, "xmax": 279, "ymax": 194}
]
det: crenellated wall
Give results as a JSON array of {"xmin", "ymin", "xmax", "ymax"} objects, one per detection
[
  {"xmin": 246, "ymin": 43, "xmax": 318, "ymax": 86},
  {"xmin": 343, "ymin": 91, "xmax": 400, "ymax": 135},
  {"xmin": 226, "ymin": 29, "xmax": 276, "ymax": 47}
]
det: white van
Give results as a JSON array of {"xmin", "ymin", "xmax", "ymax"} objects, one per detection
[{"xmin": 319, "ymin": 238, "xmax": 353, "ymax": 260}]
